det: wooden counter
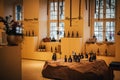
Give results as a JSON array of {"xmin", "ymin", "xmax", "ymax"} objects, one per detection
[{"xmin": 0, "ymin": 46, "xmax": 21, "ymax": 80}]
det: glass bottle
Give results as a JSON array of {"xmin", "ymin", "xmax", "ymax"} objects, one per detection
[
  {"xmin": 52, "ymin": 53, "xmax": 57, "ymax": 61},
  {"xmin": 105, "ymin": 49, "xmax": 108, "ymax": 56},
  {"xmin": 76, "ymin": 31, "xmax": 79, "ymax": 38},
  {"xmin": 71, "ymin": 31, "xmax": 74, "ymax": 38},
  {"xmin": 64, "ymin": 55, "xmax": 67, "ymax": 62},
  {"xmin": 26, "ymin": 31, "xmax": 28, "ymax": 36},
  {"xmin": 51, "ymin": 46, "xmax": 53, "ymax": 52},
  {"xmin": 28, "ymin": 31, "xmax": 31, "ymax": 36},
  {"xmin": 97, "ymin": 48, "xmax": 100, "ymax": 55},
  {"xmin": 80, "ymin": 52, "xmax": 84, "ymax": 59},
  {"xmin": 55, "ymin": 47, "xmax": 57, "ymax": 53},
  {"xmin": 32, "ymin": 30, "xmax": 34, "ymax": 36},
  {"xmin": 85, "ymin": 52, "xmax": 88, "ymax": 58},
  {"xmin": 68, "ymin": 55, "xmax": 72, "ymax": 62},
  {"xmin": 67, "ymin": 31, "xmax": 70, "ymax": 37}
]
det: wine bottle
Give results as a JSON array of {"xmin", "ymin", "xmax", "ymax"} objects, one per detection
[
  {"xmin": 73, "ymin": 52, "xmax": 77, "ymax": 62},
  {"xmin": 28, "ymin": 31, "xmax": 31, "ymax": 36},
  {"xmin": 68, "ymin": 55, "xmax": 72, "ymax": 62},
  {"xmin": 97, "ymin": 48, "xmax": 100, "ymax": 55},
  {"xmin": 67, "ymin": 31, "xmax": 70, "ymax": 37},
  {"xmin": 55, "ymin": 47, "xmax": 57, "ymax": 53},
  {"xmin": 76, "ymin": 31, "xmax": 79, "ymax": 38},
  {"xmin": 26, "ymin": 31, "xmax": 28, "ymax": 36},
  {"xmin": 64, "ymin": 55, "xmax": 67, "ymax": 62},
  {"xmin": 105, "ymin": 49, "xmax": 108, "ymax": 56},
  {"xmin": 52, "ymin": 53, "xmax": 57, "ymax": 61},
  {"xmin": 51, "ymin": 46, "xmax": 53, "ymax": 52},
  {"xmin": 71, "ymin": 31, "xmax": 74, "ymax": 38},
  {"xmin": 93, "ymin": 52, "xmax": 96, "ymax": 60},
  {"xmin": 80, "ymin": 52, "xmax": 84, "ymax": 59},
  {"xmin": 76, "ymin": 56, "xmax": 80, "ymax": 62},
  {"xmin": 32, "ymin": 30, "xmax": 34, "ymax": 36},
  {"xmin": 89, "ymin": 55, "xmax": 93, "ymax": 62},
  {"xmin": 85, "ymin": 52, "xmax": 88, "ymax": 58}
]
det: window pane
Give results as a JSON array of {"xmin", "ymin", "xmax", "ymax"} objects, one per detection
[
  {"xmin": 94, "ymin": 0, "xmax": 104, "ymax": 19},
  {"xmin": 50, "ymin": 22, "xmax": 57, "ymax": 30},
  {"xmin": 95, "ymin": 31, "xmax": 103, "ymax": 42},
  {"xmin": 59, "ymin": 30, "xmax": 64, "ymax": 39},
  {"xmin": 59, "ymin": 22, "xmax": 64, "ymax": 30},
  {"xmin": 50, "ymin": 31, "xmax": 57, "ymax": 39},
  {"xmin": 106, "ymin": 0, "xmax": 115, "ymax": 18},
  {"xmin": 49, "ymin": 1, "xmax": 64, "ymax": 40},
  {"xmin": 59, "ymin": 22, "xmax": 64, "ymax": 39},
  {"xmin": 59, "ymin": 2, "xmax": 65, "ymax": 20},
  {"xmin": 50, "ymin": 22, "xmax": 57, "ymax": 39},
  {"xmin": 106, "ymin": 31, "xmax": 115, "ymax": 42},
  {"xmin": 94, "ymin": 22, "xmax": 103, "ymax": 31},
  {"xmin": 50, "ymin": 11, "xmax": 57, "ymax": 20},
  {"xmin": 94, "ymin": 22, "xmax": 103, "ymax": 42},
  {"xmin": 94, "ymin": 0, "xmax": 116, "ymax": 42},
  {"xmin": 15, "ymin": 5, "xmax": 22, "ymax": 21},
  {"xmin": 106, "ymin": 22, "xmax": 115, "ymax": 42}
]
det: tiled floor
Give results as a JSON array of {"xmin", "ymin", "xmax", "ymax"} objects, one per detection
[{"xmin": 22, "ymin": 59, "xmax": 52, "ymax": 80}]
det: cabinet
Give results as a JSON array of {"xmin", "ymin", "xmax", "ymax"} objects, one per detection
[
  {"xmin": 41, "ymin": 42, "xmax": 61, "ymax": 52},
  {"xmin": 0, "ymin": 46, "xmax": 21, "ymax": 80},
  {"xmin": 61, "ymin": 38, "xmax": 82, "ymax": 57}
]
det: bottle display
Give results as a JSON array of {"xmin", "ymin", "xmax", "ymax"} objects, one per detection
[
  {"xmin": 25, "ymin": 30, "xmax": 35, "ymax": 37},
  {"xmin": 38, "ymin": 45, "xmax": 46, "ymax": 52}
]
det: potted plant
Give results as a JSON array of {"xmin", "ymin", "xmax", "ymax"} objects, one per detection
[{"xmin": 0, "ymin": 15, "xmax": 24, "ymax": 45}]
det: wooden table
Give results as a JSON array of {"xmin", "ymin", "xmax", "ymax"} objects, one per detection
[{"xmin": 42, "ymin": 59, "xmax": 113, "ymax": 80}]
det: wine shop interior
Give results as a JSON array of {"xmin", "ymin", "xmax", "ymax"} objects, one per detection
[{"xmin": 0, "ymin": 0, "xmax": 120, "ymax": 80}]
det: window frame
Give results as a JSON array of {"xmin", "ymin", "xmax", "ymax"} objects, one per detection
[
  {"xmin": 91, "ymin": 0, "xmax": 117, "ymax": 43},
  {"xmin": 14, "ymin": 3, "xmax": 23, "ymax": 21},
  {"xmin": 48, "ymin": 0, "xmax": 65, "ymax": 41}
]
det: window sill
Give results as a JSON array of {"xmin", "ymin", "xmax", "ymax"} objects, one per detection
[
  {"xmin": 86, "ymin": 41, "xmax": 115, "ymax": 45},
  {"xmin": 96, "ymin": 42, "xmax": 115, "ymax": 45}
]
